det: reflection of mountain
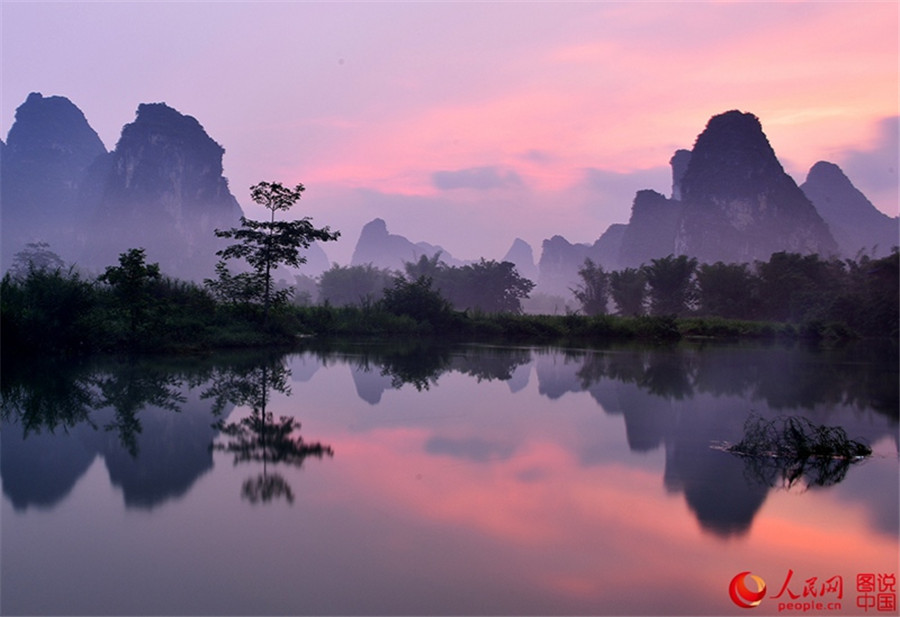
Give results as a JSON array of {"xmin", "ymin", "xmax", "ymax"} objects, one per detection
[
  {"xmin": 1, "ymin": 360, "xmax": 232, "ymax": 511},
  {"xmin": 667, "ymin": 444, "xmax": 769, "ymax": 536},
  {"xmin": 1, "ymin": 423, "xmax": 97, "ymax": 510},
  {"xmin": 303, "ymin": 342, "xmax": 533, "ymax": 403},
  {"xmin": 534, "ymin": 351, "xmax": 585, "ymax": 399},
  {"xmin": 538, "ymin": 343, "xmax": 898, "ymax": 537},
  {"xmin": 87, "ymin": 388, "xmax": 223, "ymax": 508},
  {"xmin": 288, "ymin": 353, "xmax": 322, "ymax": 383},
  {"xmin": 350, "ymin": 365, "xmax": 395, "ymax": 405},
  {"xmin": 507, "ymin": 362, "xmax": 531, "ymax": 393}
]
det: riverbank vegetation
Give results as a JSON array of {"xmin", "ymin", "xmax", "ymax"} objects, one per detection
[
  {"xmin": 2, "ymin": 189, "xmax": 896, "ymax": 357},
  {"xmin": 3, "ymin": 248, "xmax": 896, "ymax": 357}
]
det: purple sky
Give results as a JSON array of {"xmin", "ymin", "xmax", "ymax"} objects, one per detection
[{"xmin": 2, "ymin": 1, "xmax": 897, "ymax": 264}]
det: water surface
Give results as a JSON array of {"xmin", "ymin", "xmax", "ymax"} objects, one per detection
[{"xmin": 2, "ymin": 341, "xmax": 897, "ymax": 615}]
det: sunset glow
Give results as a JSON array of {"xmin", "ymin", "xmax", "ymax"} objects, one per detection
[{"xmin": 1, "ymin": 1, "xmax": 896, "ymax": 262}]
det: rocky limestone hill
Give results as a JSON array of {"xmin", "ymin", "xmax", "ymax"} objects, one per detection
[
  {"xmin": 502, "ymin": 238, "xmax": 538, "ymax": 283},
  {"xmin": 83, "ymin": 103, "xmax": 244, "ymax": 279},
  {"xmin": 674, "ymin": 110, "xmax": 837, "ymax": 264},
  {"xmin": 800, "ymin": 161, "xmax": 898, "ymax": 258},
  {"xmin": 1, "ymin": 93, "xmax": 107, "ymax": 268},
  {"xmin": 350, "ymin": 218, "xmax": 462, "ymax": 272},
  {"xmin": 617, "ymin": 189, "xmax": 683, "ymax": 268}
]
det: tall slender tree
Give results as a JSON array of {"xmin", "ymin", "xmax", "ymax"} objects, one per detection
[{"xmin": 213, "ymin": 182, "xmax": 340, "ymax": 322}]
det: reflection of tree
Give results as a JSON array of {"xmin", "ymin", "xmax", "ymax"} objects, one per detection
[
  {"xmin": 379, "ymin": 346, "xmax": 449, "ymax": 391},
  {"xmin": 0, "ymin": 357, "xmax": 99, "ymax": 436},
  {"xmin": 640, "ymin": 351, "xmax": 696, "ymax": 399},
  {"xmin": 451, "ymin": 347, "xmax": 532, "ymax": 382},
  {"xmin": 738, "ymin": 453, "xmax": 861, "ymax": 491},
  {"xmin": 0, "ymin": 355, "xmax": 187, "ymax": 456},
  {"xmin": 304, "ymin": 339, "xmax": 533, "ymax": 394},
  {"xmin": 205, "ymin": 360, "xmax": 333, "ymax": 504},
  {"xmin": 94, "ymin": 360, "xmax": 186, "ymax": 457},
  {"xmin": 574, "ymin": 342, "xmax": 898, "ymax": 422},
  {"xmin": 577, "ymin": 347, "xmax": 696, "ymax": 400}
]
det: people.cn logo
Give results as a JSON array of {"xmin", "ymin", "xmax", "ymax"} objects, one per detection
[{"xmin": 729, "ymin": 571, "xmax": 767, "ymax": 609}]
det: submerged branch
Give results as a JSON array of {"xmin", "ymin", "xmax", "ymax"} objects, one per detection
[{"xmin": 715, "ymin": 413, "xmax": 872, "ymax": 489}]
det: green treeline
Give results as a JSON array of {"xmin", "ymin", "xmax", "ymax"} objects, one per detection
[
  {"xmin": 318, "ymin": 253, "xmax": 534, "ymax": 313},
  {"xmin": 3, "ymin": 246, "xmax": 897, "ymax": 357},
  {"xmin": 572, "ymin": 251, "xmax": 899, "ymax": 338}
]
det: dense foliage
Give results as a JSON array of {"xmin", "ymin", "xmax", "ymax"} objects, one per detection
[
  {"xmin": 575, "ymin": 250, "xmax": 898, "ymax": 338},
  {"xmin": 319, "ymin": 254, "xmax": 535, "ymax": 315}
]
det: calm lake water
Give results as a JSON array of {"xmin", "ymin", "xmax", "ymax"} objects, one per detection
[{"xmin": 2, "ymin": 340, "xmax": 897, "ymax": 616}]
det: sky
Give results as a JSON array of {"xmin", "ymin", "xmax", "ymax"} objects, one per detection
[{"xmin": 2, "ymin": 1, "xmax": 898, "ymax": 264}]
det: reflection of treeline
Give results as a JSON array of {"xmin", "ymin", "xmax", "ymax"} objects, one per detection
[
  {"xmin": 575, "ymin": 342, "xmax": 899, "ymax": 420},
  {"xmin": 572, "ymin": 251, "xmax": 899, "ymax": 338},
  {"xmin": 0, "ymin": 351, "xmax": 288, "ymax": 439},
  {"xmin": 298, "ymin": 339, "xmax": 533, "ymax": 391},
  {"xmin": 1, "ymin": 355, "xmax": 192, "ymax": 454}
]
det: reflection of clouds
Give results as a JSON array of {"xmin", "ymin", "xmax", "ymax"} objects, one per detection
[
  {"xmin": 425, "ymin": 435, "xmax": 516, "ymax": 463},
  {"xmin": 323, "ymin": 424, "xmax": 770, "ymax": 613}
]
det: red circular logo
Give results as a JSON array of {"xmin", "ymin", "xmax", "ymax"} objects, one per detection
[{"xmin": 729, "ymin": 571, "xmax": 767, "ymax": 609}]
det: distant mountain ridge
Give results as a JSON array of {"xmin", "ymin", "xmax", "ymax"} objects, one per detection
[
  {"xmin": 533, "ymin": 110, "xmax": 895, "ymax": 299},
  {"xmin": 350, "ymin": 218, "xmax": 465, "ymax": 271},
  {"xmin": 1, "ymin": 93, "xmax": 246, "ymax": 279},
  {"xmin": 3, "ymin": 95, "xmax": 894, "ymax": 296},
  {"xmin": 800, "ymin": 161, "xmax": 899, "ymax": 258}
]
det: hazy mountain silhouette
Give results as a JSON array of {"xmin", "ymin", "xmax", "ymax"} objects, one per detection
[
  {"xmin": 534, "ymin": 225, "xmax": 625, "ymax": 298},
  {"xmin": 533, "ymin": 109, "xmax": 885, "ymax": 294},
  {"xmin": 0, "ymin": 93, "xmax": 107, "ymax": 269},
  {"xmin": 536, "ymin": 236, "xmax": 594, "ymax": 298},
  {"xmin": 675, "ymin": 110, "xmax": 838, "ymax": 263},
  {"xmin": 800, "ymin": 161, "xmax": 899, "ymax": 258},
  {"xmin": 81, "ymin": 102, "xmax": 244, "ymax": 279},
  {"xmin": 5, "ymin": 96, "xmax": 893, "ymax": 289},
  {"xmin": 350, "ymin": 217, "xmax": 464, "ymax": 271},
  {"xmin": 618, "ymin": 189, "xmax": 683, "ymax": 268},
  {"xmin": 502, "ymin": 238, "xmax": 538, "ymax": 283}
]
